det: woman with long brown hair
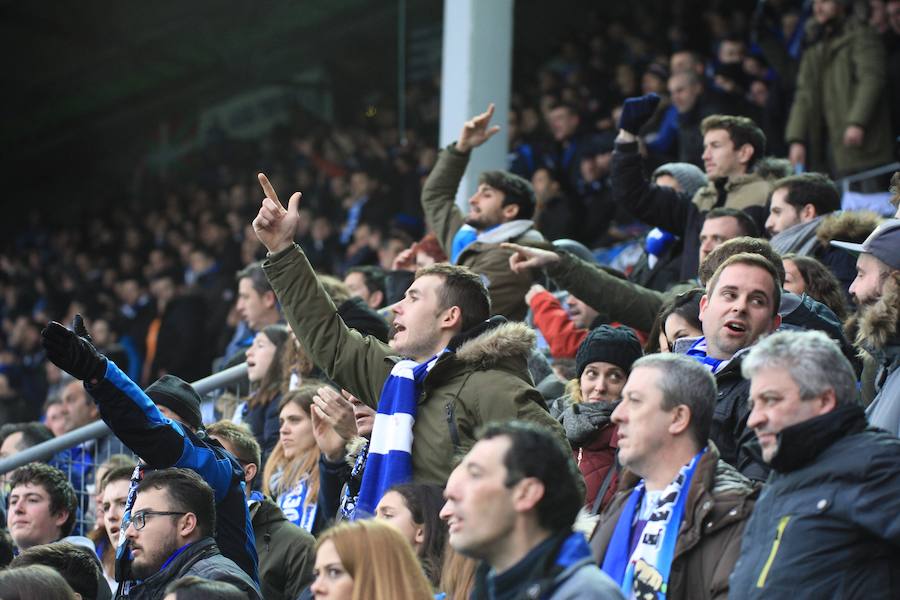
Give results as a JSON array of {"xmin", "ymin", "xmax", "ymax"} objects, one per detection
[
  {"xmin": 311, "ymin": 520, "xmax": 433, "ymax": 600},
  {"xmin": 235, "ymin": 324, "xmax": 290, "ymax": 457},
  {"xmin": 261, "ymin": 384, "xmax": 325, "ymax": 534}
]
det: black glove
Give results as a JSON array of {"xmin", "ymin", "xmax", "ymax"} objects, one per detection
[
  {"xmin": 41, "ymin": 314, "xmax": 107, "ymax": 383},
  {"xmin": 618, "ymin": 93, "xmax": 661, "ymax": 135}
]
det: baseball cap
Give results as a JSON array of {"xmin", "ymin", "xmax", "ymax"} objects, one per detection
[{"xmin": 830, "ymin": 218, "xmax": 900, "ymax": 271}]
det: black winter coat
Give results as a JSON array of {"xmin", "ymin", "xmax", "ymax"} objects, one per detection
[{"xmin": 730, "ymin": 405, "xmax": 900, "ymax": 599}]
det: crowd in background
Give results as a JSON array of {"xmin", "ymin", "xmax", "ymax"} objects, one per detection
[{"xmin": 1, "ymin": 1, "xmax": 900, "ymax": 599}]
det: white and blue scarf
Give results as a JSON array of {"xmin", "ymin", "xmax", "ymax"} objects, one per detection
[
  {"xmin": 685, "ymin": 337, "xmax": 728, "ymax": 374},
  {"xmin": 354, "ymin": 350, "xmax": 447, "ymax": 518},
  {"xmin": 601, "ymin": 448, "xmax": 706, "ymax": 600}
]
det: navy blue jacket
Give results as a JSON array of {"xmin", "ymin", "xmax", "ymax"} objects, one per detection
[{"xmin": 88, "ymin": 360, "xmax": 258, "ymax": 585}]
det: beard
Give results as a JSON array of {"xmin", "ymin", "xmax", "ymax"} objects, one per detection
[{"xmin": 129, "ymin": 537, "xmax": 181, "ymax": 580}]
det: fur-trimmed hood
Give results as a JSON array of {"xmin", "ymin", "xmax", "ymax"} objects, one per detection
[
  {"xmin": 816, "ymin": 210, "xmax": 882, "ymax": 246},
  {"xmin": 851, "ymin": 272, "xmax": 900, "ymax": 354},
  {"xmin": 453, "ymin": 320, "xmax": 536, "ymax": 368}
]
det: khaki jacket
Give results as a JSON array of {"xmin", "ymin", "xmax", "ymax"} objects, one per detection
[
  {"xmin": 422, "ymin": 144, "xmax": 546, "ymax": 321},
  {"xmin": 590, "ymin": 444, "xmax": 759, "ymax": 600},
  {"xmin": 263, "ymin": 245, "xmax": 567, "ymax": 484},
  {"xmin": 785, "ymin": 19, "xmax": 893, "ymax": 175}
]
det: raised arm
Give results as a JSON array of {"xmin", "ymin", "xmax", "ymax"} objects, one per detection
[{"xmin": 254, "ymin": 174, "xmax": 393, "ymax": 408}]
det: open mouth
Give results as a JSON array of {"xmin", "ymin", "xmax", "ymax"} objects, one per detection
[
  {"xmin": 724, "ymin": 320, "xmax": 747, "ymax": 333},
  {"xmin": 393, "ymin": 322, "xmax": 406, "ymax": 336}
]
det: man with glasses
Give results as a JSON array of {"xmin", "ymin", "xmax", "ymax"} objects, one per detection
[{"xmin": 123, "ymin": 468, "xmax": 260, "ymax": 600}]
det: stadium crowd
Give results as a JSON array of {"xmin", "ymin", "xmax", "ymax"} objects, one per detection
[{"xmin": 1, "ymin": 0, "xmax": 900, "ymax": 599}]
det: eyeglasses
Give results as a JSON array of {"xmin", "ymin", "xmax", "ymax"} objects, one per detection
[{"xmin": 129, "ymin": 510, "xmax": 188, "ymax": 531}]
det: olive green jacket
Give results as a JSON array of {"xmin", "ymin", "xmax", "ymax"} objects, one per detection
[
  {"xmin": 263, "ymin": 245, "xmax": 567, "ymax": 484},
  {"xmin": 546, "ymin": 251, "xmax": 680, "ymax": 334},
  {"xmin": 785, "ymin": 19, "xmax": 893, "ymax": 175},
  {"xmin": 422, "ymin": 144, "xmax": 546, "ymax": 321}
]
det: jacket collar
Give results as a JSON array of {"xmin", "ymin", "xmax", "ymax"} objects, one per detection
[{"xmin": 770, "ymin": 404, "xmax": 867, "ymax": 473}]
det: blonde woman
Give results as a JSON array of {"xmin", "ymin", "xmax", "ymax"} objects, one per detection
[
  {"xmin": 261, "ymin": 384, "xmax": 324, "ymax": 534},
  {"xmin": 312, "ymin": 520, "xmax": 433, "ymax": 600}
]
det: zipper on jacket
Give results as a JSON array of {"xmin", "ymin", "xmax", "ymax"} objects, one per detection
[
  {"xmin": 756, "ymin": 515, "xmax": 791, "ymax": 588},
  {"xmin": 446, "ymin": 401, "xmax": 461, "ymax": 452}
]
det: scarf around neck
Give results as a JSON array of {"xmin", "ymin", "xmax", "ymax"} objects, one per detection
[
  {"xmin": 601, "ymin": 448, "xmax": 706, "ymax": 600},
  {"xmin": 354, "ymin": 350, "xmax": 448, "ymax": 518}
]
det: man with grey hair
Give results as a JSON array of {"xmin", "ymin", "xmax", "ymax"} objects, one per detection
[
  {"xmin": 592, "ymin": 353, "xmax": 758, "ymax": 600},
  {"xmin": 730, "ymin": 330, "xmax": 900, "ymax": 599}
]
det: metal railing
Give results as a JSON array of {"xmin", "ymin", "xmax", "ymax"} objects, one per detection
[{"xmin": 0, "ymin": 363, "xmax": 248, "ymax": 535}]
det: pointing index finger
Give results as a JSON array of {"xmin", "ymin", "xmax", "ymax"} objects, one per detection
[{"xmin": 257, "ymin": 173, "xmax": 282, "ymax": 208}]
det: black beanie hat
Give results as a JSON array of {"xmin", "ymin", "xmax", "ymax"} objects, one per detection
[
  {"xmin": 575, "ymin": 325, "xmax": 643, "ymax": 378},
  {"xmin": 145, "ymin": 375, "xmax": 203, "ymax": 430}
]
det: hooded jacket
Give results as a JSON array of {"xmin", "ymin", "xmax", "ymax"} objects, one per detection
[
  {"xmin": 729, "ymin": 405, "xmax": 900, "ymax": 599},
  {"xmin": 251, "ymin": 496, "xmax": 315, "ymax": 600},
  {"xmin": 785, "ymin": 17, "xmax": 893, "ymax": 176},
  {"xmin": 851, "ymin": 273, "xmax": 900, "ymax": 435},
  {"xmin": 422, "ymin": 144, "xmax": 547, "ymax": 321},
  {"xmin": 119, "ymin": 537, "xmax": 261, "ymax": 600},
  {"xmin": 263, "ymin": 245, "xmax": 567, "ymax": 484},
  {"xmin": 591, "ymin": 444, "xmax": 759, "ymax": 600},
  {"xmin": 809, "ymin": 210, "xmax": 882, "ymax": 297}
]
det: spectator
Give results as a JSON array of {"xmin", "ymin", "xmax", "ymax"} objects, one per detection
[
  {"xmin": 438, "ymin": 544, "xmax": 479, "ymax": 600},
  {"xmin": 207, "ymin": 420, "xmax": 316, "ymax": 600},
  {"xmin": 93, "ymin": 465, "xmax": 134, "ymax": 594},
  {"xmin": 420, "ymin": 105, "xmax": 546, "ymax": 321},
  {"xmin": 6, "ymin": 463, "xmax": 85, "ymax": 552},
  {"xmin": 374, "ymin": 482, "xmax": 447, "ymax": 588},
  {"xmin": 615, "ymin": 99, "xmax": 771, "ymax": 280},
  {"xmin": 549, "ymin": 326, "xmax": 643, "ymax": 514},
  {"xmin": 311, "ymin": 519, "xmax": 433, "ymax": 600},
  {"xmin": 0, "ymin": 564, "xmax": 78, "ymax": 600},
  {"xmin": 123, "ymin": 468, "xmax": 261, "ymax": 600},
  {"xmin": 310, "ymin": 385, "xmax": 376, "ymax": 523},
  {"xmin": 440, "ymin": 421, "xmax": 623, "ymax": 599},
  {"xmin": 260, "ymin": 386, "xmax": 324, "ymax": 534},
  {"xmin": 254, "ymin": 173, "xmax": 565, "ymax": 513},
  {"xmin": 0, "ymin": 422, "xmax": 53, "ymax": 463},
  {"xmin": 781, "ymin": 254, "xmax": 848, "ymax": 320},
  {"xmin": 233, "ymin": 324, "xmax": 290, "ymax": 457},
  {"xmin": 143, "ymin": 271, "xmax": 208, "ymax": 384},
  {"xmin": 686, "ymin": 253, "xmax": 783, "ymax": 480},
  {"xmin": 731, "ymin": 330, "xmax": 900, "ymax": 598},
  {"xmin": 42, "ymin": 395, "xmax": 69, "ymax": 437},
  {"xmin": 666, "ymin": 70, "xmax": 722, "ymax": 167},
  {"xmin": 531, "ymin": 166, "xmax": 580, "ymax": 241},
  {"xmin": 343, "ymin": 265, "xmax": 386, "ymax": 310},
  {"xmin": 163, "ymin": 576, "xmax": 245, "ymax": 600},
  {"xmin": 831, "ymin": 219, "xmax": 900, "ymax": 432},
  {"xmin": 786, "ymin": 0, "xmax": 894, "ymax": 178},
  {"xmin": 646, "ymin": 288, "xmax": 704, "ymax": 354},
  {"xmin": 10, "ymin": 541, "xmax": 107, "ymax": 600},
  {"xmin": 40, "ymin": 319, "xmax": 258, "ymax": 582},
  {"xmin": 765, "ymin": 173, "xmax": 866, "ymax": 291},
  {"xmin": 593, "ymin": 354, "xmax": 758, "ymax": 600}
]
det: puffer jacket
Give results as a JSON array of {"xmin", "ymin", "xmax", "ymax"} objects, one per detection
[
  {"xmin": 251, "ymin": 496, "xmax": 315, "ymax": 600},
  {"xmin": 263, "ymin": 245, "xmax": 567, "ymax": 484},
  {"xmin": 785, "ymin": 18, "xmax": 893, "ymax": 175},
  {"xmin": 119, "ymin": 537, "xmax": 261, "ymax": 600},
  {"xmin": 421, "ymin": 144, "xmax": 547, "ymax": 321},
  {"xmin": 591, "ymin": 444, "xmax": 759, "ymax": 600},
  {"xmin": 729, "ymin": 405, "xmax": 900, "ymax": 599}
]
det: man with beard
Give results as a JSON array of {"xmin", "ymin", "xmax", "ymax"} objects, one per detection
[
  {"xmin": 831, "ymin": 219, "xmax": 900, "ymax": 434},
  {"xmin": 421, "ymin": 103, "xmax": 546, "ymax": 321},
  {"xmin": 123, "ymin": 468, "xmax": 260, "ymax": 600}
]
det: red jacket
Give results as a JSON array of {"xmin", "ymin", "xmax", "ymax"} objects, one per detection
[
  {"xmin": 577, "ymin": 423, "xmax": 619, "ymax": 512},
  {"xmin": 530, "ymin": 291, "xmax": 647, "ymax": 359}
]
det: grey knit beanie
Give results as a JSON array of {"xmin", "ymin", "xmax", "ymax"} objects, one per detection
[{"xmin": 652, "ymin": 162, "xmax": 708, "ymax": 198}]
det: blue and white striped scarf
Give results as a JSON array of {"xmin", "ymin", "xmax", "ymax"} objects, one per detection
[{"xmin": 354, "ymin": 350, "xmax": 447, "ymax": 518}]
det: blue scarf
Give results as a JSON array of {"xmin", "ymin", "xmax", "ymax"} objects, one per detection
[
  {"xmin": 354, "ymin": 351, "xmax": 447, "ymax": 518},
  {"xmin": 601, "ymin": 449, "xmax": 706, "ymax": 600},
  {"xmin": 685, "ymin": 337, "xmax": 728, "ymax": 374},
  {"xmin": 450, "ymin": 225, "xmax": 478, "ymax": 264}
]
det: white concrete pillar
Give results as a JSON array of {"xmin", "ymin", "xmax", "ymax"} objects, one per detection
[{"xmin": 439, "ymin": 0, "xmax": 514, "ymax": 210}]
